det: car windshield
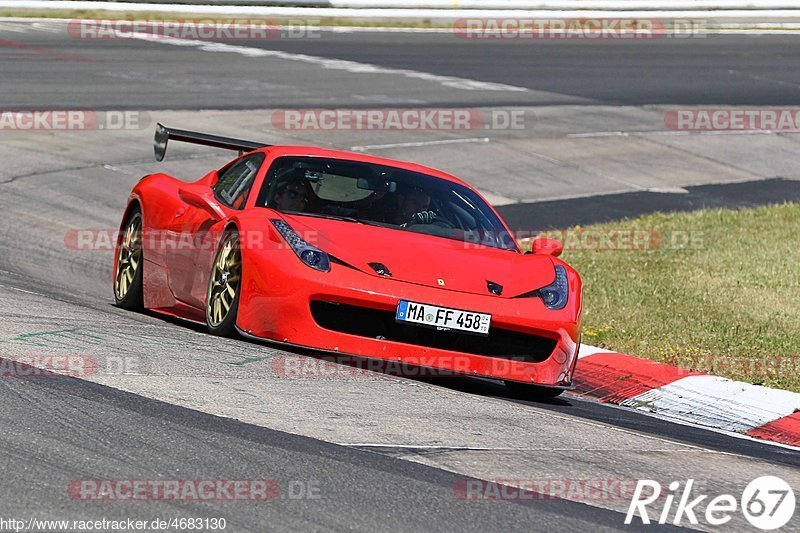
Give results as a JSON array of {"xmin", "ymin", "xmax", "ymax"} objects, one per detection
[{"xmin": 263, "ymin": 156, "xmax": 518, "ymax": 251}]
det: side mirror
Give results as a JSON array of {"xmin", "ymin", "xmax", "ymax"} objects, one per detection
[
  {"xmin": 531, "ymin": 237, "xmax": 563, "ymax": 257},
  {"xmin": 178, "ymin": 187, "xmax": 226, "ymax": 220}
]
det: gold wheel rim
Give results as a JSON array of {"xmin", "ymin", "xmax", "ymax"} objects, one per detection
[
  {"xmin": 115, "ymin": 213, "xmax": 142, "ymax": 300},
  {"xmin": 207, "ymin": 233, "xmax": 241, "ymax": 327}
]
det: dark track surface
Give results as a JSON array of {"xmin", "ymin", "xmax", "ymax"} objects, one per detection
[
  {"xmin": 221, "ymin": 32, "xmax": 800, "ymax": 106},
  {"xmin": 1, "ymin": 26, "xmax": 800, "ymax": 109},
  {"xmin": 424, "ymin": 376, "xmax": 800, "ymax": 469},
  {"xmin": 497, "ymin": 177, "xmax": 800, "ymax": 230},
  {"xmin": 1, "ymin": 359, "xmax": 658, "ymax": 532}
]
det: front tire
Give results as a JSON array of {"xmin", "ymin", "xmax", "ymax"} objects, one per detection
[
  {"xmin": 206, "ymin": 230, "xmax": 242, "ymax": 337},
  {"xmin": 505, "ymin": 380, "xmax": 565, "ymax": 400},
  {"xmin": 114, "ymin": 209, "xmax": 144, "ymax": 310}
]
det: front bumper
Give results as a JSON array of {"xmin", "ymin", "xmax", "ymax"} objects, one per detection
[{"xmin": 237, "ymin": 252, "xmax": 581, "ymax": 386}]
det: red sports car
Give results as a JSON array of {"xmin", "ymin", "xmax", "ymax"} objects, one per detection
[{"xmin": 114, "ymin": 124, "xmax": 582, "ymax": 398}]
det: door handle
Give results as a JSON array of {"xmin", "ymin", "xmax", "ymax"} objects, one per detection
[{"xmin": 175, "ymin": 207, "xmax": 186, "ymax": 218}]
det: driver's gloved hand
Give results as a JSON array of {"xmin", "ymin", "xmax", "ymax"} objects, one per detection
[{"xmin": 410, "ymin": 211, "xmax": 436, "ymax": 224}]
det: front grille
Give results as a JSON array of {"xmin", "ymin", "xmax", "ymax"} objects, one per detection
[{"xmin": 310, "ymin": 300, "xmax": 556, "ymax": 363}]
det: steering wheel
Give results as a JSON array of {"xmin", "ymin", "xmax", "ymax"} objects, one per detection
[{"xmin": 406, "ymin": 211, "xmax": 456, "ymax": 229}]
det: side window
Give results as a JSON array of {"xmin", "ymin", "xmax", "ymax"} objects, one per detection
[{"xmin": 213, "ymin": 153, "xmax": 264, "ymax": 209}]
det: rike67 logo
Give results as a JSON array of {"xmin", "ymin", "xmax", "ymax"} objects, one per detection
[{"xmin": 626, "ymin": 476, "xmax": 795, "ymax": 530}]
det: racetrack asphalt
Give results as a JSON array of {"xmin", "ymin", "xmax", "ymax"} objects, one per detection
[
  {"xmin": 1, "ymin": 19, "xmax": 799, "ymax": 532},
  {"xmin": 1, "ymin": 356, "xmax": 653, "ymax": 532},
  {"xmin": 2, "ymin": 24, "xmax": 800, "ymax": 109},
  {"xmin": 497, "ymin": 177, "xmax": 800, "ymax": 230}
]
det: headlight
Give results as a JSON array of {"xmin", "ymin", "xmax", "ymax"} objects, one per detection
[
  {"xmin": 539, "ymin": 265, "xmax": 568, "ymax": 310},
  {"xmin": 271, "ymin": 219, "xmax": 330, "ymax": 272}
]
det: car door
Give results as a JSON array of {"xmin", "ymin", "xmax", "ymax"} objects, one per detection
[{"xmin": 166, "ymin": 153, "xmax": 264, "ymax": 308}]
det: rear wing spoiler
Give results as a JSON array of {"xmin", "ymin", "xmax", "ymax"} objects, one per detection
[{"xmin": 154, "ymin": 123, "xmax": 269, "ymax": 161}]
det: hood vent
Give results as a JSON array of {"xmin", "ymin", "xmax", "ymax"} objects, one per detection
[
  {"xmin": 487, "ymin": 281, "xmax": 503, "ymax": 295},
  {"xmin": 369, "ymin": 262, "xmax": 392, "ymax": 277}
]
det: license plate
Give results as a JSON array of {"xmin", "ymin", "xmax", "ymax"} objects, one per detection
[{"xmin": 396, "ymin": 300, "xmax": 491, "ymax": 336}]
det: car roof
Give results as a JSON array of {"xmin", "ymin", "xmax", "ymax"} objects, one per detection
[{"xmin": 254, "ymin": 145, "xmax": 472, "ymax": 189}]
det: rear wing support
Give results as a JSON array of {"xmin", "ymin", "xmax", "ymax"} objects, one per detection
[{"xmin": 154, "ymin": 123, "xmax": 269, "ymax": 161}]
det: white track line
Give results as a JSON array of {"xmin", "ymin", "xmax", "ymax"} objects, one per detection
[
  {"xmin": 350, "ymin": 137, "xmax": 490, "ymax": 151},
  {"xmin": 336, "ymin": 444, "xmax": 518, "ymax": 450},
  {"xmin": 568, "ymin": 129, "xmax": 799, "ymax": 138},
  {"xmin": 124, "ymin": 32, "xmax": 528, "ymax": 93},
  {"xmin": 7, "ymin": 18, "xmax": 800, "ymax": 35},
  {"xmin": 0, "ymin": 21, "xmax": 31, "ymax": 32},
  {"xmin": 5, "ymin": 2, "xmax": 800, "ymax": 20}
]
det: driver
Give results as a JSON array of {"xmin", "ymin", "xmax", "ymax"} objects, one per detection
[
  {"xmin": 273, "ymin": 178, "xmax": 311, "ymax": 212},
  {"xmin": 395, "ymin": 187, "xmax": 435, "ymax": 226}
]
